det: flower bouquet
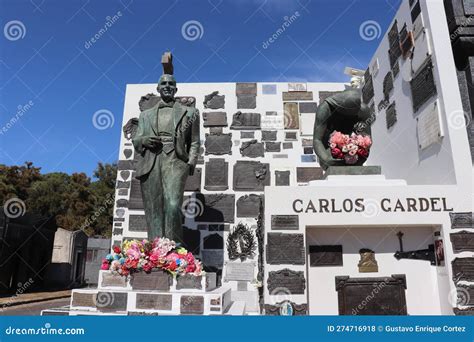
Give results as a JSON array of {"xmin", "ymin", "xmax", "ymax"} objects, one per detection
[
  {"xmin": 329, "ymin": 130, "xmax": 372, "ymax": 165},
  {"xmin": 100, "ymin": 237, "xmax": 204, "ymax": 277}
]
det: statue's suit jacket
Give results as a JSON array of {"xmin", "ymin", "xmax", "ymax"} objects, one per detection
[{"xmin": 132, "ymin": 101, "xmax": 200, "ymax": 179}]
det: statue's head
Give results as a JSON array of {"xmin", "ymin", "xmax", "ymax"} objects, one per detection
[
  {"xmin": 157, "ymin": 74, "xmax": 177, "ymax": 102},
  {"xmin": 350, "ymin": 75, "xmax": 362, "ymax": 89}
]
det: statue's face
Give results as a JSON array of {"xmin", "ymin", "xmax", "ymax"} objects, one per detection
[{"xmin": 157, "ymin": 75, "xmax": 177, "ymax": 101}]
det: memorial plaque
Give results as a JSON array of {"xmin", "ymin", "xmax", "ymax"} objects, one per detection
[
  {"xmin": 362, "ymin": 74, "xmax": 374, "ymax": 104},
  {"xmin": 454, "ymin": 307, "xmax": 474, "ymax": 316},
  {"xmin": 209, "ymin": 127, "xmax": 223, "ymax": 134},
  {"xmin": 129, "ymin": 215, "xmax": 147, "ymax": 232},
  {"xmin": 203, "ymin": 233, "xmax": 223, "ymax": 249},
  {"xmin": 284, "ymin": 102, "xmax": 299, "ymax": 129},
  {"xmin": 264, "ymin": 301, "xmax": 308, "ymax": 316},
  {"xmin": 266, "ymin": 111, "xmax": 277, "ymax": 116},
  {"xmin": 335, "ymin": 275, "xmax": 407, "ymax": 315},
  {"xmin": 114, "ymin": 218, "xmax": 125, "ymax": 222},
  {"xmin": 205, "ymin": 133, "xmax": 232, "ymax": 155},
  {"xmin": 273, "ymin": 154, "xmax": 288, "ymax": 159},
  {"xmin": 266, "ymin": 233, "xmax": 305, "ymax": 265},
  {"xmin": 309, "ymin": 245, "xmax": 343, "ymax": 266},
  {"xmin": 392, "ymin": 60, "xmax": 400, "ymax": 78},
  {"xmin": 113, "ymin": 228, "xmax": 123, "ymax": 235},
  {"xmin": 120, "ymin": 170, "xmax": 130, "ymax": 180},
  {"xmin": 184, "ymin": 167, "xmax": 201, "ymax": 192},
  {"xmin": 129, "ymin": 178, "xmax": 144, "ymax": 210},
  {"xmin": 275, "ymin": 170, "xmax": 290, "ymax": 186},
  {"xmin": 96, "ymin": 292, "xmax": 128, "ymax": 312},
  {"xmin": 131, "ymin": 270, "xmax": 172, "ymax": 291},
  {"xmin": 288, "ymin": 82, "xmax": 307, "ymax": 92},
  {"xmin": 285, "ymin": 132, "xmax": 297, "ymax": 140},
  {"xmin": 240, "ymin": 139, "xmax": 265, "ymax": 158},
  {"xmin": 116, "ymin": 199, "xmax": 128, "ymax": 208},
  {"xmin": 411, "ymin": 0, "xmax": 421, "ymax": 22},
  {"xmin": 271, "ymin": 215, "xmax": 299, "ymax": 230},
  {"xmin": 303, "ymin": 147, "xmax": 313, "ymax": 154},
  {"xmin": 410, "ymin": 57, "xmax": 437, "ymax": 113},
  {"xmin": 203, "ymin": 91, "xmax": 225, "ymax": 109},
  {"xmin": 102, "ymin": 272, "xmax": 127, "ymax": 287},
  {"xmin": 388, "ymin": 20, "xmax": 400, "ymax": 55},
  {"xmin": 296, "ymin": 167, "xmax": 324, "ymax": 183},
  {"xmin": 450, "ymin": 212, "xmax": 473, "ymax": 229},
  {"xmin": 237, "ymin": 95, "xmax": 257, "ymax": 109},
  {"xmin": 241, "ymin": 131, "xmax": 255, "ymax": 139},
  {"xmin": 233, "ymin": 161, "xmax": 270, "ymax": 191},
  {"xmin": 386, "ymin": 102, "xmax": 397, "ymax": 129},
  {"xmin": 195, "ymin": 193, "xmax": 235, "ymax": 223},
  {"xmin": 118, "ymin": 189, "xmax": 128, "ymax": 196},
  {"xmin": 268, "ymin": 269, "xmax": 305, "ymax": 294},
  {"xmin": 136, "ymin": 293, "xmax": 172, "ymax": 310},
  {"xmin": 262, "ymin": 84, "xmax": 277, "ymax": 94},
  {"xmin": 118, "ymin": 160, "xmax": 134, "ymax": 170},
  {"xmin": 123, "ymin": 149, "xmax": 133, "ymax": 159},
  {"xmin": 176, "ymin": 275, "xmax": 203, "ymax": 290},
  {"xmin": 261, "ymin": 130, "xmax": 277, "ymax": 141},
  {"xmin": 261, "ymin": 115, "xmax": 284, "ymax": 130},
  {"xmin": 224, "ymin": 262, "xmax": 255, "ymax": 281},
  {"xmin": 417, "ymin": 103, "xmax": 443, "ymax": 149},
  {"xmin": 116, "ymin": 181, "xmax": 131, "ymax": 189},
  {"xmin": 452, "ymin": 257, "xmax": 474, "ymax": 282},
  {"xmin": 455, "ymin": 285, "xmax": 474, "ymax": 306},
  {"xmin": 282, "ymin": 142, "xmax": 293, "ymax": 149},
  {"xmin": 183, "ymin": 226, "xmax": 200, "ymax": 254},
  {"xmin": 230, "ymin": 112, "xmax": 261, "ymax": 130},
  {"xmin": 202, "ymin": 111, "xmax": 227, "ymax": 127},
  {"xmin": 282, "ymin": 92, "xmax": 313, "ymax": 101},
  {"xmin": 201, "ymin": 250, "xmax": 224, "ymax": 268},
  {"xmin": 236, "ymin": 82, "xmax": 257, "ymax": 95},
  {"xmin": 299, "ymin": 102, "xmax": 318, "ymax": 113},
  {"xmin": 383, "ymin": 72, "xmax": 394, "ymax": 100},
  {"xmin": 72, "ymin": 292, "xmax": 96, "ymax": 308},
  {"xmin": 204, "ymin": 158, "xmax": 228, "ymax": 191},
  {"xmin": 319, "ymin": 91, "xmax": 342, "ymax": 103},
  {"xmin": 265, "ymin": 142, "xmax": 281, "ymax": 152},
  {"xmin": 115, "ymin": 208, "xmax": 125, "ymax": 217},
  {"xmin": 180, "ymin": 296, "xmax": 204, "ymax": 315},
  {"xmin": 237, "ymin": 194, "xmax": 262, "ymax": 217}
]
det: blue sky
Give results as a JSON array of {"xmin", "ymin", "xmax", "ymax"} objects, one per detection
[{"xmin": 0, "ymin": 0, "xmax": 401, "ymax": 178}]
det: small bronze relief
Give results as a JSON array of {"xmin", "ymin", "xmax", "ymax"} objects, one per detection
[{"xmin": 358, "ymin": 248, "xmax": 378, "ymax": 273}]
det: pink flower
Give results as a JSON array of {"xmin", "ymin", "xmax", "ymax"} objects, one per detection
[
  {"xmin": 127, "ymin": 248, "xmax": 140, "ymax": 260},
  {"xmin": 329, "ymin": 131, "xmax": 349, "ymax": 147},
  {"xmin": 348, "ymin": 149, "xmax": 357, "ymax": 156},
  {"xmin": 101, "ymin": 262, "xmax": 110, "ymax": 270},
  {"xmin": 359, "ymin": 135, "xmax": 372, "ymax": 149}
]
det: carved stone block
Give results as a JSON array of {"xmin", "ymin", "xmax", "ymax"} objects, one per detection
[
  {"xmin": 266, "ymin": 233, "xmax": 305, "ymax": 265},
  {"xmin": 268, "ymin": 269, "xmax": 305, "ymax": 294}
]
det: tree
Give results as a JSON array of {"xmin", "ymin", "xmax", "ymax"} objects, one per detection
[{"xmin": 0, "ymin": 162, "xmax": 41, "ymax": 203}]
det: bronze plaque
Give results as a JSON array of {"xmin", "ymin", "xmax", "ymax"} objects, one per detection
[
  {"xmin": 205, "ymin": 133, "xmax": 232, "ymax": 155},
  {"xmin": 71, "ymin": 292, "xmax": 96, "ymax": 308},
  {"xmin": 319, "ymin": 91, "xmax": 342, "ymax": 103},
  {"xmin": 240, "ymin": 131, "xmax": 255, "ymax": 139},
  {"xmin": 282, "ymin": 92, "xmax": 313, "ymax": 101},
  {"xmin": 184, "ymin": 168, "xmax": 202, "ymax": 192},
  {"xmin": 195, "ymin": 193, "xmax": 235, "ymax": 223},
  {"xmin": 202, "ymin": 111, "xmax": 227, "ymax": 127},
  {"xmin": 237, "ymin": 95, "xmax": 257, "ymax": 109},
  {"xmin": 261, "ymin": 130, "xmax": 277, "ymax": 141},
  {"xmin": 271, "ymin": 215, "xmax": 299, "ymax": 230},
  {"xmin": 275, "ymin": 170, "xmax": 290, "ymax": 186},
  {"xmin": 266, "ymin": 233, "xmax": 305, "ymax": 265},
  {"xmin": 383, "ymin": 72, "xmax": 394, "ymax": 100},
  {"xmin": 136, "ymin": 294, "xmax": 172, "ymax": 310},
  {"xmin": 299, "ymin": 102, "xmax": 318, "ymax": 113},
  {"xmin": 283, "ymin": 102, "xmax": 299, "ymax": 129},
  {"xmin": 285, "ymin": 132, "xmax": 298, "ymax": 140},
  {"xmin": 386, "ymin": 101, "xmax": 397, "ymax": 129},
  {"xmin": 296, "ymin": 167, "xmax": 324, "ymax": 183},
  {"xmin": 452, "ymin": 257, "xmax": 474, "ymax": 282},
  {"xmin": 240, "ymin": 139, "xmax": 265, "ymax": 158},
  {"xmin": 267, "ymin": 269, "xmax": 306, "ymax": 294},
  {"xmin": 96, "ymin": 292, "xmax": 128, "ymax": 312},
  {"xmin": 236, "ymin": 82, "xmax": 257, "ymax": 95},
  {"xmin": 362, "ymin": 74, "xmax": 374, "ymax": 104},
  {"xmin": 131, "ymin": 270, "xmax": 171, "ymax": 291},
  {"xmin": 455, "ymin": 285, "xmax": 474, "ymax": 306},
  {"xmin": 237, "ymin": 194, "xmax": 262, "ymax": 218},
  {"xmin": 265, "ymin": 142, "xmax": 281, "ymax": 152},
  {"xmin": 450, "ymin": 231, "xmax": 474, "ymax": 252},
  {"xmin": 203, "ymin": 91, "xmax": 225, "ymax": 109},
  {"xmin": 410, "ymin": 57, "xmax": 437, "ymax": 113},
  {"xmin": 129, "ymin": 215, "xmax": 147, "ymax": 232},
  {"xmin": 180, "ymin": 295, "xmax": 204, "ymax": 315},
  {"xmin": 450, "ymin": 212, "xmax": 473, "ymax": 229},
  {"xmin": 309, "ymin": 245, "xmax": 343, "ymax": 266},
  {"xmin": 204, "ymin": 158, "xmax": 228, "ymax": 191},
  {"xmin": 101, "ymin": 272, "xmax": 127, "ymax": 288},
  {"xmin": 230, "ymin": 112, "xmax": 261, "ymax": 130},
  {"xmin": 233, "ymin": 161, "xmax": 270, "ymax": 191},
  {"xmin": 176, "ymin": 275, "xmax": 203, "ymax": 290},
  {"xmin": 335, "ymin": 274, "xmax": 407, "ymax": 315},
  {"xmin": 129, "ymin": 178, "xmax": 144, "ymax": 209}
]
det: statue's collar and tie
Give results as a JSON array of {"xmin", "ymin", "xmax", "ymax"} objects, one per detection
[{"xmin": 158, "ymin": 100, "xmax": 175, "ymax": 108}]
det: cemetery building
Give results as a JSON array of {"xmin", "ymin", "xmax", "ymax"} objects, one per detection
[{"xmin": 84, "ymin": 237, "xmax": 111, "ymax": 286}]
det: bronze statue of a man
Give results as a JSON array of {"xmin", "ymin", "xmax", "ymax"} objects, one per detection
[{"xmin": 132, "ymin": 74, "xmax": 200, "ymax": 242}]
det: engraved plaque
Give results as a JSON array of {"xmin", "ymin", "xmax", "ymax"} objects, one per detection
[
  {"xmin": 335, "ymin": 275, "xmax": 407, "ymax": 315},
  {"xmin": 452, "ymin": 257, "xmax": 474, "ymax": 282},
  {"xmin": 129, "ymin": 178, "xmax": 143, "ymax": 210},
  {"xmin": 129, "ymin": 215, "xmax": 147, "ymax": 232},
  {"xmin": 116, "ymin": 181, "xmax": 131, "ymax": 189},
  {"xmin": 204, "ymin": 158, "xmax": 228, "ymax": 191},
  {"xmin": 233, "ymin": 161, "xmax": 270, "ymax": 191},
  {"xmin": 118, "ymin": 189, "xmax": 128, "ymax": 196},
  {"xmin": 240, "ymin": 131, "xmax": 255, "ymax": 139},
  {"xmin": 303, "ymin": 147, "xmax": 313, "ymax": 154},
  {"xmin": 268, "ymin": 269, "xmax": 305, "ymax": 294},
  {"xmin": 392, "ymin": 60, "xmax": 400, "ymax": 78},
  {"xmin": 265, "ymin": 142, "xmax": 281, "ymax": 152},
  {"xmin": 202, "ymin": 112, "xmax": 227, "ymax": 127},
  {"xmin": 310, "ymin": 245, "xmax": 343, "ymax": 266},
  {"xmin": 101, "ymin": 272, "xmax": 127, "ymax": 287},
  {"xmin": 285, "ymin": 132, "xmax": 297, "ymax": 140},
  {"xmin": 195, "ymin": 193, "xmax": 235, "ymax": 223},
  {"xmin": 261, "ymin": 130, "xmax": 277, "ymax": 141},
  {"xmin": 180, "ymin": 296, "xmax": 204, "ymax": 315},
  {"xmin": 383, "ymin": 72, "xmax": 394, "ymax": 100},
  {"xmin": 299, "ymin": 102, "xmax": 318, "ymax": 113},
  {"xmin": 184, "ymin": 168, "xmax": 201, "ymax": 192},
  {"xmin": 72, "ymin": 292, "xmax": 96, "ymax": 308},
  {"xmin": 386, "ymin": 102, "xmax": 397, "ymax": 129},
  {"xmin": 417, "ymin": 103, "xmax": 443, "ymax": 149},
  {"xmin": 282, "ymin": 142, "xmax": 293, "ymax": 149},
  {"xmin": 271, "ymin": 215, "xmax": 299, "ymax": 230},
  {"xmin": 96, "ymin": 292, "xmax": 128, "ymax": 312},
  {"xmin": 237, "ymin": 194, "xmax": 262, "ymax": 217},
  {"xmin": 266, "ymin": 233, "xmax": 305, "ymax": 265},
  {"xmin": 205, "ymin": 133, "xmax": 232, "ymax": 155},
  {"xmin": 203, "ymin": 91, "xmax": 225, "ymax": 109},
  {"xmin": 411, "ymin": 1, "xmax": 421, "ymax": 21},
  {"xmin": 236, "ymin": 82, "xmax": 257, "ymax": 95},
  {"xmin": 262, "ymin": 84, "xmax": 277, "ymax": 94},
  {"xmin": 201, "ymin": 250, "xmax": 224, "ymax": 268},
  {"xmin": 296, "ymin": 167, "xmax": 324, "ymax": 183},
  {"xmin": 136, "ymin": 294, "xmax": 172, "ymax": 310},
  {"xmin": 118, "ymin": 160, "xmax": 134, "ymax": 170},
  {"xmin": 203, "ymin": 233, "xmax": 223, "ymax": 249},
  {"xmin": 209, "ymin": 127, "xmax": 223, "ymax": 134},
  {"xmin": 240, "ymin": 139, "xmax": 265, "ymax": 158},
  {"xmin": 319, "ymin": 91, "xmax": 342, "ymax": 103},
  {"xmin": 230, "ymin": 112, "xmax": 261, "ymax": 130},
  {"xmin": 451, "ymin": 231, "xmax": 474, "ymax": 253},
  {"xmin": 261, "ymin": 116, "xmax": 284, "ymax": 130},
  {"xmin": 275, "ymin": 170, "xmax": 290, "ymax": 186},
  {"xmin": 450, "ymin": 212, "xmax": 473, "ymax": 229},
  {"xmin": 116, "ymin": 199, "xmax": 128, "ymax": 208},
  {"xmin": 288, "ymin": 82, "xmax": 307, "ymax": 91},
  {"xmin": 225, "ymin": 262, "xmax": 255, "ymax": 281},
  {"xmin": 123, "ymin": 149, "xmax": 132, "ymax": 159},
  {"xmin": 131, "ymin": 270, "xmax": 171, "ymax": 291},
  {"xmin": 284, "ymin": 102, "xmax": 299, "ymax": 129},
  {"xmin": 237, "ymin": 95, "xmax": 257, "ymax": 109},
  {"xmin": 265, "ymin": 301, "xmax": 308, "ymax": 316},
  {"xmin": 362, "ymin": 74, "xmax": 374, "ymax": 104},
  {"xmin": 176, "ymin": 275, "xmax": 203, "ymax": 290},
  {"xmin": 282, "ymin": 92, "xmax": 313, "ymax": 101},
  {"xmin": 410, "ymin": 58, "xmax": 437, "ymax": 113}
]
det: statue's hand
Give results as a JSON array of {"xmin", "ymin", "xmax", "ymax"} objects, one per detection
[
  {"xmin": 143, "ymin": 136, "xmax": 162, "ymax": 150},
  {"xmin": 325, "ymin": 156, "xmax": 346, "ymax": 167}
]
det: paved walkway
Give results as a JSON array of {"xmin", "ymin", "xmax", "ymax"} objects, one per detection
[{"xmin": 0, "ymin": 290, "xmax": 71, "ymax": 308}]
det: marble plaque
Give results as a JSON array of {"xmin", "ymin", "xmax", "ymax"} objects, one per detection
[
  {"xmin": 309, "ymin": 245, "xmax": 343, "ymax": 266},
  {"xmin": 201, "ymin": 250, "xmax": 224, "ymax": 268},
  {"xmin": 101, "ymin": 272, "xmax": 127, "ymax": 287},
  {"xmin": 236, "ymin": 194, "xmax": 262, "ymax": 217},
  {"xmin": 136, "ymin": 294, "xmax": 172, "ymax": 310},
  {"xmin": 452, "ymin": 257, "xmax": 474, "ymax": 282},
  {"xmin": 203, "ymin": 233, "xmax": 223, "ymax": 249},
  {"xmin": 131, "ymin": 271, "xmax": 171, "ymax": 291},
  {"xmin": 383, "ymin": 72, "xmax": 394, "ymax": 100},
  {"xmin": 262, "ymin": 84, "xmax": 277, "ymax": 94},
  {"xmin": 265, "ymin": 142, "xmax": 281, "ymax": 152},
  {"xmin": 225, "ymin": 262, "xmax": 255, "ymax": 281},
  {"xmin": 183, "ymin": 226, "xmax": 200, "ymax": 254},
  {"xmin": 240, "ymin": 131, "xmax": 255, "ymax": 139},
  {"xmin": 264, "ymin": 301, "xmax": 308, "ymax": 316},
  {"xmin": 202, "ymin": 112, "xmax": 227, "ymax": 127},
  {"xmin": 275, "ymin": 170, "xmax": 290, "ymax": 186},
  {"xmin": 319, "ymin": 91, "xmax": 342, "ymax": 103},
  {"xmin": 176, "ymin": 275, "xmax": 203, "ymax": 290},
  {"xmin": 451, "ymin": 232, "xmax": 474, "ymax": 253},
  {"xmin": 203, "ymin": 91, "xmax": 225, "ymax": 109},
  {"xmin": 129, "ymin": 178, "xmax": 143, "ymax": 210},
  {"xmin": 335, "ymin": 275, "xmax": 407, "ymax": 315},
  {"xmin": 233, "ymin": 161, "xmax": 270, "ymax": 191},
  {"xmin": 195, "ymin": 193, "xmax": 235, "ymax": 223},
  {"xmin": 118, "ymin": 160, "xmax": 134, "ymax": 170},
  {"xmin": 410, "ymin": 58, "xmax": 437, "ymax": 112},
  {"xmin": 237, "ymin": 95, "xmax": 257, "ymax": 109},
  {"xmin": 417, "ymin": 103, "xmax": 443, "ymax": 149},
  {"xmin": 268, "ymin": 269, "xmax": 305, "ymax": 294},
  {"xmin": 261, "ymin": 130, "xmax": 277, "ymax": 141},
  {"xmin": 129, "ymin": 215, "xmax": 147, "ymax": 232},
  {"xmin": 266, "ymin": 233, "xmax": 305, "ymax": 265},
  {"xmin": 271, "ymin": 215, "xmax": 299, "ymax": 230},
  {"xmin": 450, "ymin": 212, "xmax": 473, "ymax": 229},
  {"xmin": 96, "ymin": 292, "xmax": 128, "ymax": 312},
  {"xmin": 285, "ymin": 132, "xmax": 298, "ymax": 140},
  {"xmin": 180, "ymin": 295, "xmax": 204, "ymax": 315},
  {"xmin": 205, "ymin": 133, "xmax": 232, "ymax": 155},
  {"xmin": 282, "ymin": 142, "xmax": 293, "ymax": 149},
  {"xmin": 236, "ymin": 82, "xmax": 257, "ymax": 95},
  {"xmin": 230, "ymin": 112, "xmax": 261, "ymax": 130},
  {"xmin": 284, "ymin": 102, "xmax": 299, "ymax": 129},
  {"xmin": 296, "ymin": 167, "xmax": 324, "ymax": 183},
  {"xmin": 282, "ymin": 92, "xmax": 313, "ymax": 101},
  {"xmin": 72, "ymin": 292, "xmax": 96, "ymax": 307},
  {"xmin": 299, "ymin": 102, "xmax": 318, "ymax": 113},
  {"xmin": 184, "ymin": 168, "xmax": 202, "ymax": 192},
  {"xmin": 204, "ymin": 158, "xmax": 228, "ymax": 191},
  {"xmin": 240, "ymin": 139, "xmax": 265, "ymax": 158},
  {"xmin": 261, "ymin": 116, "xmax": 284, "ymax": 130}
]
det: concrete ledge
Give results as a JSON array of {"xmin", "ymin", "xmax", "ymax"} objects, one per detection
[{"xmin": 324, "ymin": 166, "xmax": 382, "ymax": 177}]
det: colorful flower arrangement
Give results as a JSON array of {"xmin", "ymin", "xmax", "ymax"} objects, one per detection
[
  {"xmin": 329, "ymin": 130, "xmax": 372, "ymax": 165},
  {"xmin": 100, "ymin": 237, "xmax": 203, "ymax": 277}
]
